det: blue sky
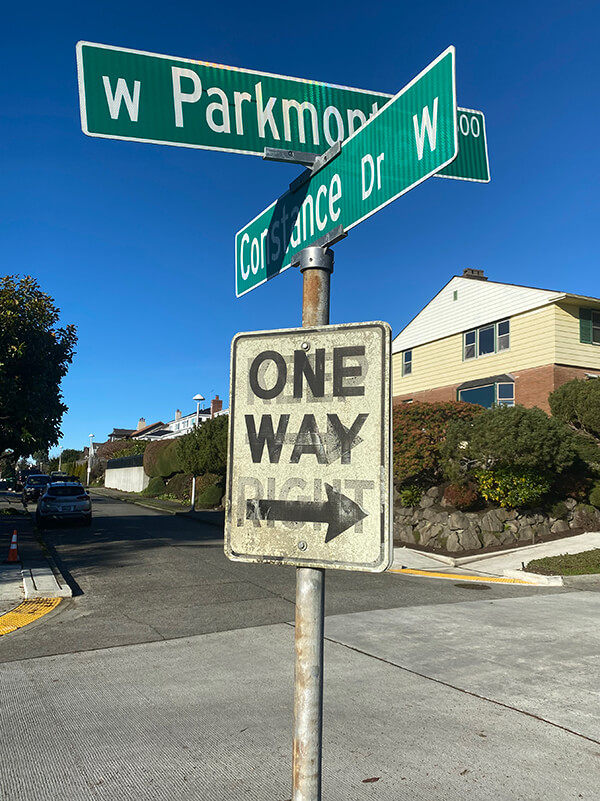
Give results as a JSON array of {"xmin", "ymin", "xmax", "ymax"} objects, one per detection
[{"xmin": 2, "ymin": 0, "xmax": 598, "ymax": 452}]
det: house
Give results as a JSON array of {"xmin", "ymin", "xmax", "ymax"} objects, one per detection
[
  {"xmin": 126, "ymin": 396, "xmax": 228, "ymax": 441},
  {"xmin": 392, "ymin": 269, "xmax": 600, "ymax": 413},
  {"xmin": 107, "ymin": 427, "xmax": 135, "ymax": 442}
]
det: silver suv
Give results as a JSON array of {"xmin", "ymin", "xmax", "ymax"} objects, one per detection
[{"xmin": 36, "ymin": 482, "xmax": 92, "ymax": 527}]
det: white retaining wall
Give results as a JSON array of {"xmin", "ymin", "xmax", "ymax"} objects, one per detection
[{"xmin": 105, "ymin": 466, "xmax": 149, "ymax": 493}]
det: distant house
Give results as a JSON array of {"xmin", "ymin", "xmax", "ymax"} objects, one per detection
[
  {"xmin": 392, "ymin": 269, "xmax": 600, "ymax": 413},
  {"xmin": 122, "ymin": 396, "xmax": 228, "ymax": 442},
  {"xmin": 107, "ymin": 427, "xmax": 135, "ymax": 442}
]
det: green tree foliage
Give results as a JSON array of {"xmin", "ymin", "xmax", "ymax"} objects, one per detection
[
  {"xmin": 392, "ymin": 401, "xmax": 483, "ymax": 486},
  {"xmin": 61, "ymin": 448, "xmax": 83, "ymax": 463},
  {"xmin": 141, "ymin": 476, "xmax": 166, "ymax": 497},
  {"xmin": 549, "ymin": 379, "xmax": 600, "ymax": 442},
  {"xmin": 0, "ymin": 276, "xmax": 77, "ymax": 459},
  {"xmin": 177, "ymin": 415, "xmax": 229, "ymax": 478},
  {"xmin": 443, "ymin": 405, "xmax": 577, "ymax": 477}
]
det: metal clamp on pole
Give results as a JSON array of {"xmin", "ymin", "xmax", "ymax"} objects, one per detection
[
  {"xmin": 263, "ymin": 148, "xmax": 320, "ymax": 167},
  {"xmin": 289, "ymin": 141, "xmax": 342, "ymax": 193}
]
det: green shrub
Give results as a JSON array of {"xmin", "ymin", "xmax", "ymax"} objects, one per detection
[
  {"xmin": 475, "ymin": 467, "xmax": 551, "ymax": 508},
  {"xmin": 141, "ymin": 476, "xmax": 166, "ymax": 496},
  {"xmin": 549, "ymin": 500, "xmax": 569, "ymax": 520},
  {"xmin": 196, "ymin": 483, "xmax": 223, "ymax": 509},
  {"xmin": 443, "ymin": 481, "xmax": 480, "ymax": 510},
  {"xmin": 165, "ymin": 473, "xmax": 192, "ymax": 502},
  {"xmin": 444, "ymin": 405, "xmax": 577, "ymax": 477},
  {"xmin": 156, "ymin": 440, "xmax": 183, "ymax": 478},
  {"xmin": 549, "ymin": 379, "xmax": 600, "ymax": 441},
  {"xmin": 111, "ymin": 441, "xmax": 147, "ymax": 459},
  {"xmin": 177, "ymin": 415, "xmax": 229, "ymax": 477},
  {"xmin": 143, "ymin": 439, "xmax": 183, "ymax": 478},
  {"xmin": 589, "ymin": 483, "xmax": 600, "ymax": 508},
  {"xmin": 392, "ymin": 401, "xmax": 483, "ymax": 486},
  {"xmin": 552, "ymin": 468, "xmax": 593, "ymax": 501},
  {"xmin": 398, "ymin": 485, "xmax": 422, "ymax": 507}
]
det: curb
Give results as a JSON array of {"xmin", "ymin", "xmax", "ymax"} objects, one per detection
[
  {"xmin": 22, "ymin": 562, "xmax": 72, "ymax": 599},
  {"xmin": 503, "ymin": 569, "xmax": 563, "ymax": 586},
  {"xmin": 92, "ymin": 489, "xmax": 224, "ymax": 529}
]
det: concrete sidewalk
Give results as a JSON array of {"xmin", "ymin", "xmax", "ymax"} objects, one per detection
[
  {"xmin": 0, "ymin": 508, "xmax": 71, "ymax": 611},
  {"xmin": 392, "ymin": 531, "xmax": 600, "ymax": 586}
]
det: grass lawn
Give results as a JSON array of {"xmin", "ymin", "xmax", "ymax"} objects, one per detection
[{"xmin": 526, "ymin": 549, "xmax": 600, "ymax": 576}]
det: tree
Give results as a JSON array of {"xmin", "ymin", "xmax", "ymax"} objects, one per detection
[
  {"xmin": 0, "ymin": 276, "xmax": 77, "ymax": 460},
  {"xmin": 61, "ymin": 448, "xmax": 83, "ymax": 463},
  {"xmin": 549, "ymin": 379, "xmax": 600, "ymax": 442},
  {"xmin": 177, "ymin": 415, "xmax": 229, "ymax": 477}
]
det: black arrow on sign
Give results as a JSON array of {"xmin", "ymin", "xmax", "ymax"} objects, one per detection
[{"xmin": 246, "ymin": 483, "xmax": 368, "ymax": 543}]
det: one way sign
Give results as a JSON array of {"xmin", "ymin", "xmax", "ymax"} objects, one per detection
[{"xmin": 225, "ymin": 322, "xmax": 392, "ymax": 571}]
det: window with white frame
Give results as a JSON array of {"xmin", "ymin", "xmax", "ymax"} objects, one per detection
[
  {"xmin": 402, "ymin": 350, "xmax": 412, "ymax": 376},
  {"xmin": 464, "ymin": 320, "xmax": 510, "ymax": 360},
  {"xmin": 458, "ymin": 381, "xmax": 514, "ymax": 408}
]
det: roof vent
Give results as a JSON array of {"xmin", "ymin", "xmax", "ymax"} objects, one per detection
[{"xmin": 462, "ymin": 268, "xmax": 487, "ymax": 281}]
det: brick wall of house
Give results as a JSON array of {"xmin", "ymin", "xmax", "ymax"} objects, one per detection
[
  {"xmin": 393, "ymin": 362, "xmax": 600, "ymax": 413},
  {"xmin": 393, "ymin": 384, "xmax": 459, "ymax": 406}
]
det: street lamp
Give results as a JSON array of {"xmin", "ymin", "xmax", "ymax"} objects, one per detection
[
  {"xmin": 87, "ymin": 434, "xmax": 94, "ymax": 486},
  {"xmin": 58, "ymin": 446, "xmax": 64, "ymax": 472},
  {"xmin": 191, "ymin": 394, "xmax": 204, "ymax": 512}
]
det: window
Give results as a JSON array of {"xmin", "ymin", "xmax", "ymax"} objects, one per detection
[
  {"xmin": 402, "ymin": 350, "xmax": 412, "ymax": 376},
  {"xmin": 497, "ymin": 383, "xmax": 515, "ymax": 406},
  {"xmin": 464, "ymin": 320, "xmax": 510, "ymax": 360},
  {"xmin": 458, "ymin": 381, "xmax": 515, "ymax": 409},
  {"xmin": 580, "ymin": 308, "xmax": 600, "ymax": 345}
]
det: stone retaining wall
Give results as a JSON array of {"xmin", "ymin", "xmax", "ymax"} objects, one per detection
[{"xmin": 393, "ymin": 486, "xmax": 600, "ymax": 553}]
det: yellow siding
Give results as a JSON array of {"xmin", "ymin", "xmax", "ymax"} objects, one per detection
[
  {"xmin": 393, "ymin": 305, "xmax": 557, "ymax": 396},
  {"xmin": 554, "ymin": 301, "xmax": 600, "ymax": 368}
]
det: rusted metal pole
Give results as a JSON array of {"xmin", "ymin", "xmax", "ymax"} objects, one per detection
[{"xmin": 292, "ymin": 245, "xmax": 333, "ymax": 801}]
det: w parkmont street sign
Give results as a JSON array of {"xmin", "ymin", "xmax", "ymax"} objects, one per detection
[
  {"xmin": 76, "ymin": 42, "xmax": 488, "ymax": 181},
  {"xmin": 235, "ymin": 47, "xmax": 457, "ymax": 297},
  {"xmin": 76, "ymin": 41, "xmax": 391, "ymax": 157}
]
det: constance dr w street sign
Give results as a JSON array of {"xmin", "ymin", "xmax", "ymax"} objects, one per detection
[
  {"xmin": 235, "ymin": 46, "xmax": 457, "ymax": 297},
  {"xmin": 226, "ymin": 322, "xmax": 392, "ymax": 571}
]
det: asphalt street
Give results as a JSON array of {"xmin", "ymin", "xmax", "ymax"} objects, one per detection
[
  {"xmin": 1, "ymin": 495, "xmax": 598, "ymax": 800},
  {"xmin": 0, "ymin": 494, "xmax": 564, "ymax": 663}
]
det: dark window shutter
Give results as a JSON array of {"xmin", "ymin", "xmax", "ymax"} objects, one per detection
[{"xmin": 580, "ymin": 308, "xmax": 593, "ymax": 344}]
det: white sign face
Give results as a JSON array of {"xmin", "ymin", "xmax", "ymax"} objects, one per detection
[{"xmin": 225, "ymin": 322, "xmax": 392, "ymax": 572}]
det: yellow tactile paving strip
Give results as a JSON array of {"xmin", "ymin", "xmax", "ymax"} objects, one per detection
[
  {"xmin": 0, "ymin": 598, "xmax": 62, "ymax": 636},
  {"xmin": 389, "ymin": 567, "xmax": 534, "ymax": 585}
]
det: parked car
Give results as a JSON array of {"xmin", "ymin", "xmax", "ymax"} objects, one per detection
[
  {"xmin": 22, "ymin": 474, "xmax": 52, "ymax": 505},
  {"xmin": 50, "ymin": 471, "xmax": 69, "ymax": 481},
  {"xmin": 36, "ymin": 482, "xmax": 92, "ymax": 527}
]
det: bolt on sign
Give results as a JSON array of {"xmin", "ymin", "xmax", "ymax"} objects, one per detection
[
  {"xmin": 76, "ymin": 41, "xmax": 390, "ymax": 157},
  {"xmin": 225, "ymin": 322, "xmax": 392, "ymax": 572}
]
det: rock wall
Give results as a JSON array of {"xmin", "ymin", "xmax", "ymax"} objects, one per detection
[{"xmin": 393, "ymin": 486, "xmax": 600, "ymax": 553}]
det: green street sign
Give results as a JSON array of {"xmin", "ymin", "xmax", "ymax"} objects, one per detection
[
  {"xmin": 437, "ymin": 107, "xmax": 489, "ymax": 182},
  {"xmin": 76, "ymin": 42, "xmax": 488, "ymax": 184},
  {"xmin": 235, "ymin": 47, "xmax": 456, "ymax": 297},
  {"xmin": 76, "ymin": 41, "xmax": 390, "ymax": 157}
]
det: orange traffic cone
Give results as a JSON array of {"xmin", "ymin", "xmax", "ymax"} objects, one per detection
[{"xmin": 6, "ymin": 530, "xmax": 19, "ymax": 562}]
